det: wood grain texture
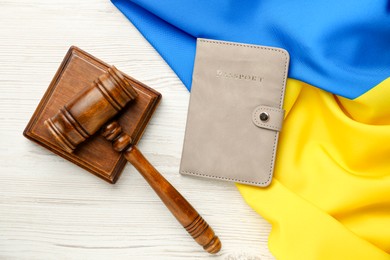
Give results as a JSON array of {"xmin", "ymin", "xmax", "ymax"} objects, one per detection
[
  {"xmin": 124, "ymin": 145, "xmax": 221, "ymax": 254},
  {"xmin": 24, "ymin": 48, "xmax": 161, "ymax": 183},
  {"xmin": 0, "ymin": 0, "xmax": 275, "ymax": 259}
]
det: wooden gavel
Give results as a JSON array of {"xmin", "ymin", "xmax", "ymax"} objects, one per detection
[{"xmin": 44, "ymin": 66, "xmax": 221, "ymax": 254}]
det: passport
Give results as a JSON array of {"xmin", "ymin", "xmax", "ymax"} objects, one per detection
[{"xmin": 180, "ymin": 39, "xmax": 289, "ymax": 187}]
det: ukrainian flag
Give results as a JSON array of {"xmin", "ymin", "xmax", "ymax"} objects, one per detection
[{"xmin": 111, "ymin": 1, "xmax": 390, "ymax": 258}]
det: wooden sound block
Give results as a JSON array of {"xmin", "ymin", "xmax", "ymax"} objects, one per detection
[{"xmin": 24, "ymin": 46, "xmax": 161, "ymax": 183}]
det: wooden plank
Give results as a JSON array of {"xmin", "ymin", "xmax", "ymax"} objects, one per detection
[{"xmin": 0, "ymin": 0, "xmax": 274, "ymax": 259}]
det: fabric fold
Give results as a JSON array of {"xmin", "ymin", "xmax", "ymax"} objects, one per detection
[
  {"xmin": 111, "ymin": 0, "xmax": 390, "ymax": 99},
  {"xmin": 238, "ymin": 180, "xmax": 390, "ymax": 260},
  {"xmin": 112, "ymin": 0, "xmax": 196, "ymax": 88},
  {"xmin": 238, "ymin": 79, "xmax": 390, "ymax": 259}
]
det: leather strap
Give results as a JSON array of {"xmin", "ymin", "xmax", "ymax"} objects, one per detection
[{"xmin": 252, "ymin": 105, "xmax": 284, "ymax": 131}]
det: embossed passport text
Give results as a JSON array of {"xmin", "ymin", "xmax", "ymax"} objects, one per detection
[{"xmin": 180, "ymin": 38, "xmax": 289, "ymax": 187}]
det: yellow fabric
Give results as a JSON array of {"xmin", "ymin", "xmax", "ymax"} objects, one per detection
[{"xmin": 237, "ymin": 79, "xmax": 390, "ymax": 260}]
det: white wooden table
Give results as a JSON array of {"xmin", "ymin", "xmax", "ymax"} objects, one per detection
[{"xmin": 0, "ymin": 1, "xmax": 274, "ymax": 259}]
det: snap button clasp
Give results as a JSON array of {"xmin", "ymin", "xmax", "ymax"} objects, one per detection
[
  {"xmin": 259, "ymin": 112, "xmax": 269, "ymax": 122},
  {"xmin": 252, "ymin": 105, "xmax": 285, "ymax": 131}
]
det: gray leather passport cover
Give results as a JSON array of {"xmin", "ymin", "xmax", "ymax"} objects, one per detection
[{"xmin": 180, "ymin": 38, "xmax": 289, "ymax": 187}]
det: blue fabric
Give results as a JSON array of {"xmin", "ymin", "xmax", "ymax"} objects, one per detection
[{"xmin": 111, "ymin": 0, "xmax": 390, "ymax": 99}]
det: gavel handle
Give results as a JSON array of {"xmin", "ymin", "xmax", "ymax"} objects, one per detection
[
  {"xmin": 124, "ymin": 146, "xmax": 221, "ymax": 254},
  {"xmin": 101, "ymin": 121, "xmax": 221, "ymax": 253}
]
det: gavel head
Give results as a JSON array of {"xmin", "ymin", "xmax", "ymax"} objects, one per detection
[{"xmin": 44, "ymin": 66, "xmax": 138, "ymax": 153}]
